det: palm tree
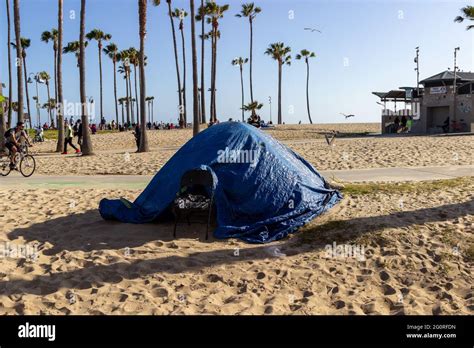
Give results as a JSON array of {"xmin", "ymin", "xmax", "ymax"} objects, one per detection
[
  {"xmin": 138, "ymin": 0, "xmax": 149, "ymax": 152},
  {"xmin": 265, "ymin": 42, "xmax": 291, "ymax": 124},
  {"xmin": 40, "ymin": 29, "xmax": 59, "ymax": 106},
  {"xmin": 242, "ymin": 100, "xmax": 263, "ymax": 118},
  {"xmin": 158, "ymin": 0, "xmax": 183, "ymax": 126},
  {"xmin": 127, "ymin": 47, "xmax": 140, "ymax": 123},
  {"xmin": 172, "ymin": 8, "xmax": 188, "ymax": 127},
  {"xmin": 86, "ymin": 29, "xmax": 112, "ymax": 121},
  {"xmin": 118, "ymin": 50, "xmax": 133, "ymax": 124},
  {"xmin": 204, "ymin": 1, "xmax": 229, "ymax": 122},
  {"xmin": 11, "ymin": 37, "xmax": 31, "ymax": 127},
  {"xmin": 38, "ymin": 71, "xmax": 53, "ymax": 125},
  {"xmin": 118, "ymin": 97, "xmax": 125, "ymax": 125},
  {"xmin": 232, "ymin": 57, "xmax": 248, "ymax": 122},
  {"xmin": 454, "ymin": 5, "xmax": 474, "ymax": 30},
  {"xmin": 0, "ymin": 61, "xmax": 6, "ymax": 148},
  {"xmin": 190, "ymin": 0, "xmax": 199, "ymax": 136},
  {"xmin": 79, "ymin": 0, "xmax": 93, "ymax": 155},
  {"xmin": 63, "ymin": 40, "xmax": 88, "ymax": 67},
  {"xmin": 56, "ymin": 0, "xmax": 64, "ymax": 152},
  {"xmin": 6, "ymin": 0, "xmax": 13, "ymax": 127},
  {"xmin": 296, "ymin": 49, "xmax": 316, "ymax": 124},
  {"xmin": 13, "ymin": 0, "xmax": 24, "ymax": 123},
  {"xmin": 104, "ymin": 43, "xmax": 120, "ymax": 126},
  {"xmin": 236, "ymin": 3, "xmax": 261, "ymax": 103}
]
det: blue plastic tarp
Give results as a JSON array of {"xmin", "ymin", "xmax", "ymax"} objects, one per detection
[{"xmin": 99, "ymin": 122, "xmax": 342, "ymax": 243}]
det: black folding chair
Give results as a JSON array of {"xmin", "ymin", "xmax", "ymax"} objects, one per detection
[{"xmin": 172, "ymin": 169, "xmax": 215, "ymax": 240}]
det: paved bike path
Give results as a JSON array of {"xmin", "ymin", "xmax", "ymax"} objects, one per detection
[{"xmin": 0, "ymin": 165, "xmax": 472, "ymax": 189}]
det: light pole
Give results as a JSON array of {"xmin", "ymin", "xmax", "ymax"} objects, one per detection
[
  {"xmin": 414, "ymin": 47, "xmax": 420, "ymax": 96},
  {"xmin": 268, "ymin": 96, "xmax": 272, "ymax": 123},
  {"xmin": 30, "ymin": 73, "xmax": 41, "ymax": 127},
  {"xmin": 453, "ymin": 47, "xmax": 460, "ymax": 130}
]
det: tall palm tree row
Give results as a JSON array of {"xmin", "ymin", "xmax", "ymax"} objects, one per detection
[
  {"xmin": 79, "ymin": 0, "xmax": 93, "ymax": 155},
  {"xmin": 296, "ymin": 49, "xmax": 316, "ymax": 124},
  {"xmin": 231, "ymin": 57, "xmax": 248, "ymax": 122},
  {"xmin": 0, "ymin": 15, "xmax": 6, "ymax": 146},
  {"xmin": 5, "ymin": 0, "xmax": 13, "ymax": 127},
  {"xmin": 190, "ymin": 0, "xmax": 199, "ymax": 136},
  {"xmin": 40, "ymin": 29, "xmax": 59, "ymax": 107},
  {"xmin": 265, "ymin": 42, "xmax": 291, "ymax": 125},
  {"xmin": 13, "ymin": 0, "xmax": 24, "ymax": 124},
  {"xmin": 11, "ymin": 37, "xmax": 32, "ymax": 127},
  {"xmin": 172, "ymin": 8, "xmax": 188, "ymax": 127},
  {"xmin": 138, "ymin": 0, "xmax": 149, "ymax": 152},
  {"xmin": 86, "ymin": 29, "xmax": 111, "ymax": 122},
  {"xmin": 236, "ymin": 2, "xmax": 261, "ymax": 104},
  {"xmin": 56, "ymin": 0, "xmax": 64, "ymax": 153},
  {"xmin": 103, "ymin": 43, "xmax": 120, "ymax": 126},
  {"xmin": 454, "ymin": 5, "xmax": 474, "ymax": 29}
]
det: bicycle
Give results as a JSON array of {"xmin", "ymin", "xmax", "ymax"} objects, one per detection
[{"xmin": 0, "ymin": 145, "xmax": 36, "ymax": 177}]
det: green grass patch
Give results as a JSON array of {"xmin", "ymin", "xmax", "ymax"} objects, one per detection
[{"xmin": 342, "ymin": 177, "xmax": 472, "ymax": 196}]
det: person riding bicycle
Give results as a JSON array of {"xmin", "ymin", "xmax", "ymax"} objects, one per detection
[{"xmin": 4, "ymin": 122, "xmax": 32, "ymax": 169}]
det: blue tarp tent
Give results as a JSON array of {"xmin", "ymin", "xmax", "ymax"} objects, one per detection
[{"xmin": 99, "ymin": 122, "xmax": 342, "ymax": 243}]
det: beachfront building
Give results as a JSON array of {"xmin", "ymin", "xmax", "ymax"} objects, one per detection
[{"xmin": 373, "ymin": 70, "xmax": 474, "ymax": 134}]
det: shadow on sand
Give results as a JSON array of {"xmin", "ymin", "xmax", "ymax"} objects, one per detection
[{"xmin": 1, "ymin": 198, "xmax": 472, "ymax": 297}]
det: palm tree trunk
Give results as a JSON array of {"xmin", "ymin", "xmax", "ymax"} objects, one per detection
[
  {"xmin": 46, "ymin": 82, "xmax": 53, "ymax": 126},
  {"xmin": 128, "ymin": 70, "xmax": 134, "ymax": 123},
  {"xmin": 306, "ymin": 60, "xmax": 313, "ymax": 124},
  {"xmin": 180, "ymin": 25, "xmax": 187, "ymax": 127},
  {"xmin": 190, "ymin": 0, "xmax": 199, "ymax": 136},
  {"xmin": 168, "ymin": 1, "xmax": 183, "ymax": 126},
  {"xmin": 79, "ymin": 0, "xmax": 93, "ymax": 155},
  {"xmin": 121, "ymin": 102, "xmax": 124, "ymax": 125},
  {"xmin": 56, "ymin": 0, "xmax": 65, "ymax": 152},
  {"xmin": 200, "ymin": 0, "xmax": 206, "ymax": 124},
  {"xmin": 212, "ymin": 30, "xmax": 217, "ymax": 122},
  {"xmin": 240, "ymin": 64, "xmax": 244, "ymax": 122},
  {"xmin": 209, "ymin": 33, "xmax": 215, "ymax": 123},
  {"xmin": 53, "ymin": 46, "xmax": 58, "ymax": 111},
  {"xmin": 249, "ymin": 17, "xmax": 254, "ymax": 103},
  {"xmin": 0, "ymin": 74, "xmax": 6, "ymax": 150},
  {"xmin": 22, "ymin": 55, "xmax": 32, "ymax": 128},
  {"xmin": 13, "ymin": 0, "xmax": 24, "ymax": 123},
  {"xmin": 138, "ymin": 0, "xmax": 148, "ymax": 152},
  {"xmin": 98, "ymin": 42, "xmax": 104, "ymax": 119},
  {"xmin": 125, "ymin": 75, "xmax": 130, "ymax": 124},
  {"xmin": 6, "ymin": 0, "xmax": 13, "ymax": 127},
  {"xmin": 278, "ymin": 61, "xmax": 282, "ymax": 124},
  {"xmin": 113, "ymin": 57, "xmax": 119, "ymax": 127},
  {"xmin": 133, "ymin": 64, "xmax": 139, "ymax": 122}
]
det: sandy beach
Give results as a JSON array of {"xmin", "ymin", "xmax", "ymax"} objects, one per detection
[
  {"xmin": 29, "ymin": 124, "xmax": 474, "ymax": 176},
  {"xmin": 0, "ymin": 124, "xmax": 472, "ymax": 315}
]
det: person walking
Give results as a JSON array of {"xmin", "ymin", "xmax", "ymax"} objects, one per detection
[{"xmin": 62, "ymin": 120, "xmax": 81, "ymax": 154}]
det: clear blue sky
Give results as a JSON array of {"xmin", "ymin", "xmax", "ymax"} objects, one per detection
[{"xmin": 0, "ymin": 0, "xmax": 473, "ymax": 125}]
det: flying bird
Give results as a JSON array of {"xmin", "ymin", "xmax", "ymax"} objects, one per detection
[
  {"xmin": 304, "ymin": 27, "xmax": 322, "ymax": 33},
  {"xmin": 340, "ymin": 113, "xmax": 355, "ymax": 119}
]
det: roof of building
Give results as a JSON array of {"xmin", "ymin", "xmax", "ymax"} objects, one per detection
[
  {"xmin": 372, "ymin": 90, "xmax": 414, "ymax": 100},
  {"xmin": 420, "ymin": 70, "xmax": 474, "ymax": 84}
]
